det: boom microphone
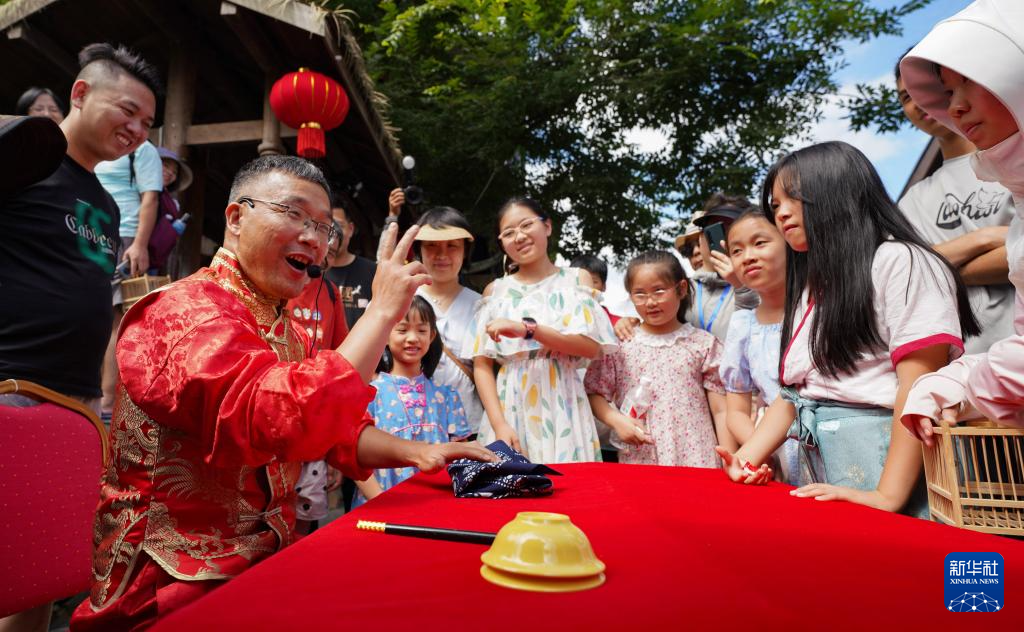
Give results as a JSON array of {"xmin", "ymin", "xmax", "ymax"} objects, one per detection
[{"xmin": 306, "ymin": 264, "xmax": 323, "ymax": 279}]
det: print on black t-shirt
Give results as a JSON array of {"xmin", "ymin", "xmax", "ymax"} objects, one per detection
[{"xmin": 71, "ymin": 198, "xmax": 118, "ymax": 274}]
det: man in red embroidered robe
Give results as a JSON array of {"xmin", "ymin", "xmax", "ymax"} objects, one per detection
[{"xmin": 72, "ymin": 156, "xmax": 494, "ymax": 630}]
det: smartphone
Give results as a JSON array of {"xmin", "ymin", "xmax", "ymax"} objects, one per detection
[{"xmin": 703, "ymin": 222, "xmax": 727, "ymax": 255}]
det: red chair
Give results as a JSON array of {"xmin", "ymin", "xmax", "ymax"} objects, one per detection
[{"xmin": 0, "ymin": 379, "xmax": 109, "ymax": 619}]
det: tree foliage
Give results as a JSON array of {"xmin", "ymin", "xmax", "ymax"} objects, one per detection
[{"xmin": 334, "ymin": 0, "xmax": 928, "ymax": 262}]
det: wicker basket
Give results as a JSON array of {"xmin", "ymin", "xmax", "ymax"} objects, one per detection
[
  {"xmin": 923, "ymin": 420, "xmax": 1024, "ymax": 535},
  {"xmin": 121, "ymin": 275, "xmax": 171, "ymax": 308}
]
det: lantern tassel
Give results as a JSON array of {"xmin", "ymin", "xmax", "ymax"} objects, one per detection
[{"xmin": 297, "ymin": 123, "xmax": 326, "ymax": 159}]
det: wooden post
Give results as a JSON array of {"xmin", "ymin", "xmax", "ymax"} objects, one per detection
[
  {"xmin": 258, "ymin": 75, "xmax": 285, "ymax": 156},
  {"xmin": 163, "ymin": 44, "xmax": 196, "ymax": 158},
  {"xmin": 162, "ymin": 43, "xmax": 201, "ymax": 277}
]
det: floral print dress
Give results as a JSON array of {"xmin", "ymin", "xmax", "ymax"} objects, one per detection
[
  {"xmin": 466, "ymin": 268, "xmax": 618, "ymax": 463},
  {"xmin": 585, "ymin": 324, "xmax": 725, "ymax": 467},
  {"xmin": 352, "ymin": 372, "xmax": 470, "ymax": 507}
]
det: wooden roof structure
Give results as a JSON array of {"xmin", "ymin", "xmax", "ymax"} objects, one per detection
[{"xmin": 0, "ymin": 0, "xmax": 402, "ymax": 272}]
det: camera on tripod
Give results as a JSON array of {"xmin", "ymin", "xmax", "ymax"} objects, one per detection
[{"xmin": 401, "ymin": 155, "xmax": 424, "ymax": 207}]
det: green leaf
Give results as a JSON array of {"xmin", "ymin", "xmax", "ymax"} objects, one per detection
[{"xmin": 337, "ymin": 0, "xmax": 925, "ymax": 264}]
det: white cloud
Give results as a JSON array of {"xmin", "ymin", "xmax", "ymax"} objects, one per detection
[{"xmin": 798, "ymin": 75, "xmax": 905, "ymax": 165}]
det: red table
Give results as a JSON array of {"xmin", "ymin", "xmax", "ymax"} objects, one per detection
[{"xmin": 154, "ymin": 464, "xmax": 1024, "ymax": 630}]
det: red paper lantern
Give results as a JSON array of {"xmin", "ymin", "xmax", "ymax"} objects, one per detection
[{"xmin": 269, "ymin": 68, "xmax": 350, "ymax": 159}]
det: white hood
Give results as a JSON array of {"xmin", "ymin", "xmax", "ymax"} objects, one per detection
[{"xmin": 899, "ymin": 0, "xmax": 1024, "ymax": 137}]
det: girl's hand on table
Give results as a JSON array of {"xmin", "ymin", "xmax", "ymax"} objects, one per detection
[
  {"xmin": 790, "ymin": 484, "xmax": 902, "ymax": 513},
  {"xmin": 715, "ymin": 446, "xmax": 773, "ymax": 485}
]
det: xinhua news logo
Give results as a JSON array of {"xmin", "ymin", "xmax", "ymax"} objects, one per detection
[{"xmin": 945, "ymin": 552, "xmax": 1004, "ymax": 612}]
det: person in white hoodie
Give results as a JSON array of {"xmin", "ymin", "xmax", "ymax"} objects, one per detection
[{"xmin": 899, "ymin": 0, "xmax": 1024, "ymax": 437}]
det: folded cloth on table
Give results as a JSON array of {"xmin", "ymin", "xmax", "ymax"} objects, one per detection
[{"xmin": 447, "ymin": 440, "xmax": 561, "ymax": 498}]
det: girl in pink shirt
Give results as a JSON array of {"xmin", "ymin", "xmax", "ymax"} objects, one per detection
[{"xmin": 716, "ymin": 141, "xmax": 979, "ymax": 518}]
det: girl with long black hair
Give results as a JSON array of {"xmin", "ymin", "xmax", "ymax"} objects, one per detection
[{"xmin": 717, "ymin": 141, "xmax": 979, "ymax": 517}]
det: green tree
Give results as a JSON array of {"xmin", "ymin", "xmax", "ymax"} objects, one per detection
[{"xmin": 335, "ymin": 0, "xmax": 929, "ymax": 262}]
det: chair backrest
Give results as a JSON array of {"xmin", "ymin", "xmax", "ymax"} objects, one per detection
[{"xmin": 0, "ymin": 379, "xmax": 108, "ymax": 617}]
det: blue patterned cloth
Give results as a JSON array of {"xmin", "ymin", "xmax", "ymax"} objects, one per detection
[
  {"xmin": 781, "ymin": 387, "xmax": 929, "ymax": 518},
  {"xmin": 447, "ymin": 441, "xmax": 561, "ymax": 498},
  {"xmin": 352, "ymin": 373, "xmax": 471, "ymax": 508}
]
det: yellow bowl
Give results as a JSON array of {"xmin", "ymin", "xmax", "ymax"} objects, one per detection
[
  {"xmin": 480, "ymin": 564, "xmax": 606, "ymax": 592},
  {"xmin": 480, "ymin": 512, "xmax": 605, "ymax": 578}
]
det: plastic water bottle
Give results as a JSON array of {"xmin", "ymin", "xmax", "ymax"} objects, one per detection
[
  {"xmin": 170, "ymin": 212, "xmax": 190, "ymax": 235},
  {"xmin": 611, "ymin": 376, "xmax": 654, "ymax": 455}
]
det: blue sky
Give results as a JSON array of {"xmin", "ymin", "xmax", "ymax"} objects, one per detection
[{"xmin": 812, "ymin": 0, "xmax": 972, "ymax": 198}]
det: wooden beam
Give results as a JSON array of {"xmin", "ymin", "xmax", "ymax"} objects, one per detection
[
  {"xmin": 180, "ymin": 120, "xmax": 298, "ymax": 146},
  {"xmin": 228, "ymin": 0, "xmax": 325, "ymax": 36},
  {"xmin": 6, "ymin": 22, "xmax": 77, "ymax": 77},
  {"xmin": 220, "ymin": 2, "xmax": 282, "ymax": 75}
]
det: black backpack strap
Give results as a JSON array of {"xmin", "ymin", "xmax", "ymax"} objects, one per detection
[{"xmin": 128, "ymin": 150, "xmax": 136, "ymax": 187}]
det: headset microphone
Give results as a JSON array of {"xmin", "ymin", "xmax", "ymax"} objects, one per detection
[{"xmin": 306, "ymin": 264, "xmax": 323, "ymax": 279}]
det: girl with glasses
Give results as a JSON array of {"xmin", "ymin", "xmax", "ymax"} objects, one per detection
[
  {"xmin": 466, "ymin": 197, "xmax": 617, "ymax": 462},
  {"xmin": 585, "ymin": 251, "xmax": 730, "ymax": 466}
]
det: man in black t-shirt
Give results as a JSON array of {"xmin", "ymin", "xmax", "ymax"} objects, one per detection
[
  {"xmin": 0, "ymin": 43, "xmax": 161, "ymax": 402},
  {"xmin": 325, "ymin": 197, "xmax": 377, "ymax": 328}
]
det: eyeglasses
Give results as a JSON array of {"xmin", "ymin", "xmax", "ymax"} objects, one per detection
[
  {"xmin": 629, "ymin": 288, "xmax": 674, "ymax": 305},
  {"xmin": 498, "ymin": 217, "xmax": 541, "ymax": 242},
  {"xmin": 237, "ymin": 197, "xmax": 337, "ymax": 243}
]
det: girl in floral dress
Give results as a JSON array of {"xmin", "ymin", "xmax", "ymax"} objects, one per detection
[
  {"xmin": 467, "ymin": 198, "xmax": 617, "ymax": 463},
  {"xmin": 585, "ymin": 250, "xmax": 728, "ymax": 467},
  {"xmin": 353, "ymin": 296, "xmax": 471, "ymax": 507}
]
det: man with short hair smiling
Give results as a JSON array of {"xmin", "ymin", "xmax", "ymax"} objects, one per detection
[
  {"xmin": 0, "ymin": 42, "xmax": 159, "ymax": 405},
  {"xmin": 72, "ymin": 155, "xmax": 495, "ymax": 630}
]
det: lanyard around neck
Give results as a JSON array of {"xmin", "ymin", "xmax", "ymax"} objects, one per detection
[{"xmin": 696, "ymin": 283, "xmax": 731, "ymax": 332}]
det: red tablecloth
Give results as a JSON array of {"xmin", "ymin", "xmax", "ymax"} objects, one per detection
[{"xmin": 154, "ymin": 464, "xmax": 1024, "ymax": 630}]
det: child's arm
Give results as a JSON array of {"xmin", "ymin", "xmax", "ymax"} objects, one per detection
[
  {"xmin": 355, "ymin": 475, "xmax": 384, "ymax": 501},
  {"xmin": 473, "ymin": 355, "xmax": 521, "ymax": 451},
  {"xmin": 715, "ymin": 396, "xmax": 794, "ymax": 483},
  {"xmin": 485, "ymin": 319, "xmax": 601, "ymax": 359},
  {"xmin": 588, "ymin": 393, "xmax": 653, "ymax": 447},
  {"xmin": 706, "ymin": 390, "xmax": 736, "ymax": 452},
  {"xmin": 725, "ymin": 391, "xmax": 755, "ymax": 445},
  {"xmin": 792, "ymin": 344, "xmax": 948, "ymax": 512}
]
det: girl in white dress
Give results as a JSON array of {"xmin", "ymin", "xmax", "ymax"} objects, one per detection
[{"xmin": 467, "ymin": 198, "xmax": 617, "ymax": 463}]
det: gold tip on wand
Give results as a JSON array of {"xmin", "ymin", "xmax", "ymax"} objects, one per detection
[{"xmin": 355, "ymin": 519, "xmax": 496, "ymax": 545}]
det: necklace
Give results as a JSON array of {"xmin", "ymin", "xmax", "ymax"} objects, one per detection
[{"xmin": 421, "ymin": 285, "xmax": 459, "ymax": 313}]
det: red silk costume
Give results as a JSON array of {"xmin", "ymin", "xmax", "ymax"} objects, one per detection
[{"xmin": 72, "ymin": 250, "xmax": 374, "ymax": 630}]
